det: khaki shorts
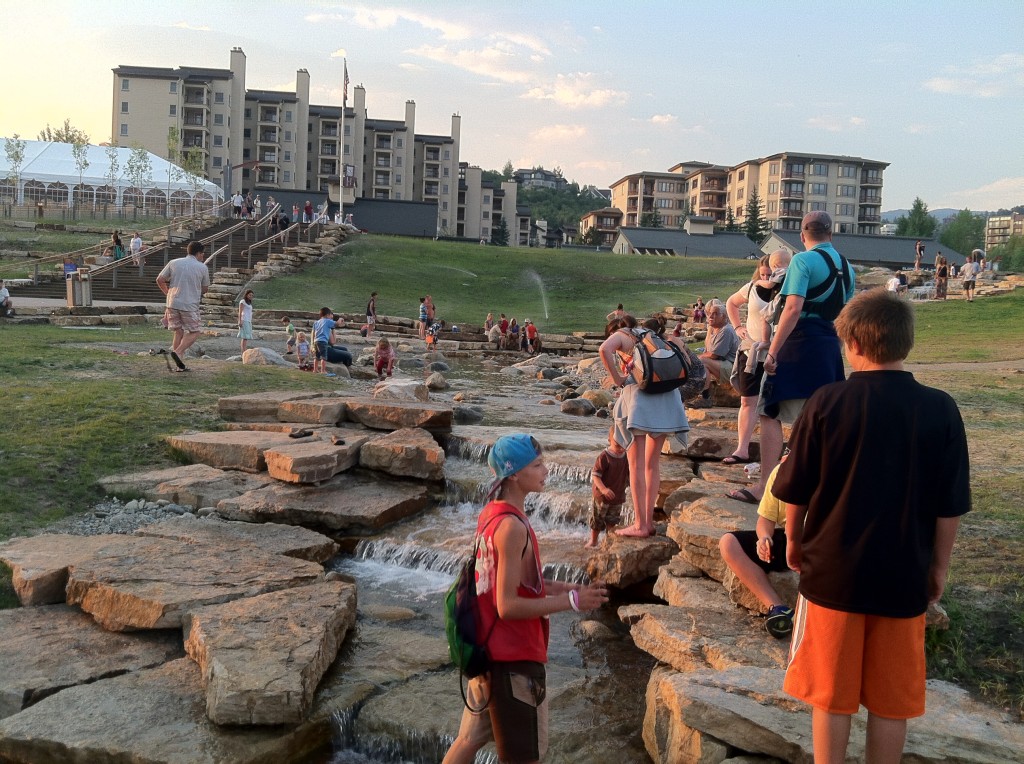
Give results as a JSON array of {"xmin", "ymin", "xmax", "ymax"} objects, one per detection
[
  {"xmin": 164, "ymin": 307, "xmax": 201, "ymax": 333},
  {"xmin": 756, "ymin": 391, "xmax": 807, "ymax": 424},
  {"xmin": 455, "ymin": 661, "xmax": 548, "ymax": 762}
]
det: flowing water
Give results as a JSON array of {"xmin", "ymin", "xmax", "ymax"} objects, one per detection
[
  {"xmin": 324, "ymin": 442, "xmax": 652, "ymax": 763},
  {"xmin": 523, "ymin": 270, "xmax": 550, "ymax": 320}
]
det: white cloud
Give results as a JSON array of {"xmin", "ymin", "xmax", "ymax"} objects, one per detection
[
  {"xmin": 406, "ymin": 44, "xmax": 530, "ymax": 84},
  {"xmin": 806, "ymin": 115, "xmax": 867, "ymax": 132},
  {"xmin": 943, "ymin": 176, "xmax": 1024, "ymax": 210},
  {"xmin": 529, "ymin": 124, "xmax": 587, "ymax": 143},
  {"xmin": 522, "ymin": 73, "xmax": 626, "ymax": 108},
  {"xmin": 904, "ymin": 123, "xmax": 934, "ymax": 135},
  {"xmin": 307, "ymin": 6, "xmax": 470, "ymax": 40},
  {"xmin": 171, "ymin": 22, "xmax": 210, "ymax": 31},
  {"xmin": 490, "ymin": 32, "xmax": 549, "ymax": 57},
  {"xmin": 650, "ymin": 114, "xmax": 677, "ymax": 125},
  {"xmin": 399, "ymin": 62, "xmax": 424, "ymax": 71},
  {"xmin": 330, "ymin": 48, "xmax": 347, "ymax": 59},
  {"xmin": 923, "ymin": 53, "xmax": 1024, "ymax": 98}
]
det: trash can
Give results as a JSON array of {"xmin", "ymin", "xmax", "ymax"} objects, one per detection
[{"xmin": 66, "ymin": 269, "xmax": 93, "ymax": 308}]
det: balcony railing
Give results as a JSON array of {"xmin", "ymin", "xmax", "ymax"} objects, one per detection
[
  {"xmin": 320, "ymin": 147, "xmax": 338, "ymax": 156},
  {"xmin": 376, "ymin": 139, "xmax": 392, "ymax": 149},
  {"xmin": 703, "ymin": 182, "xmax": 724, "ymax": 190},
  {"xmin": 861, "ymin": 173, "xmax": 883, "ymax": 185},
  {"xmin": 321, "ymin": 128, "xmax": 339, "ymax": 137},
  {"xmin": 182, "ymin": 118, "xmax": 206, "ymax": 127},
  {"xmin": 860, "ymin": 194, "xmax": 881, "ymax": 203},
  {"xmin": 258, "ymin": 133, "xmax": 278, "ymax": 143},
  {"xmin": 779, "ymin": 207, "xmax": 803, "ymax": 218},
  {"xmin": 425, "ymin": 151, "xmax": 440, "ymax": 161},
  {"xmin": 781, "ymin": 188, "xmax": 804, "ymax": 199},
  {"xmin": 782, "ymin": 169, "xmax": 805, "ymax": 179},
  {"xmin": 183, "ymin": 96, "xmax": 207, "ymax": 106},
  {"xmin": 259, "ymin": 113, "xmax": 278, "ymax": 123},
  {"xmin": 259, "ymin": 154, "xmax": 277, "ymax": 163},
  {"xmin": 375, "ymin": 159, "xmax": 391, "ymax": 167},
  {"xmin": 858, "ymin": 214, "xmax": 881, "ymax": 222}
]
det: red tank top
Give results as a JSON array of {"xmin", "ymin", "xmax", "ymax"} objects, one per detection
[{"xmin": 473, "ymin": 501, "xmax": 549, "ymax": 664}]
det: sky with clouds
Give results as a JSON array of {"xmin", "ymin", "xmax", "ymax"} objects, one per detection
[{"xmin": 4, "ymin": 0, "xmax": 1022, "ymax": 211}]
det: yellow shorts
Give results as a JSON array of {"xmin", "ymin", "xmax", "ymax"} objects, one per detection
[{"xmin": 784, "ymin": 595, "xmax": 926, "ymax": 719}]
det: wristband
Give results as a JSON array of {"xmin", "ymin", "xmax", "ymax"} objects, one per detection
[
  {"xmin": 568, "ymin": 589, "xmax": 580, "ymax": 612},
  {"xmin": 766, "ymin": 353, "xmax": 777, "ymax": 363}
]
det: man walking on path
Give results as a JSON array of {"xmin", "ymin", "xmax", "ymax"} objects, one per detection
[
  {"xmin": 729, "ymin": 211, "xmax": 853, "ymax": 505},
  {"xmin": 156, "ymin": 241, "xmax": 210, "ymax": 359}
]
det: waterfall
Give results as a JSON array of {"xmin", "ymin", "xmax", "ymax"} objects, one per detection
[{"xmin": 354, "ymin": 539, "xmax": 464, "ymax": 576}]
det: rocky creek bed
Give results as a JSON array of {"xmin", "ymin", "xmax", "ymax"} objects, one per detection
[{"xmin": 2, "ymin": 343, "xmax": 1022, "ymax": 764}]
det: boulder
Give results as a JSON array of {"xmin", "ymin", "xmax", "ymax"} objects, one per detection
[
  {"xmin": 183, "ymin": 581, "xmax": 357, "ymax": 726},
  {"xmin": 218, "ymin": 391, "xmax": 325, "ymax": 422},
  {"xmin": 453, "ymin": 404, "xmax": 484, "ymax": 424},
  {"xmin": 698, "ymin": 462, "xmax": 756, "ymax": 484},
  {"xmin": 344, "ymin": 399, "xmax": 453, "ymax": 431},
  {"xmin": 425, "ymin": 372, "xmax": 448, "ymax": 391},
  {"xmin": 0, "ymin": 604, "xmax": 182, "ymax": 720},
  {"xmin": 623, "ymin": 605, "xmax": 788, "ymax": 673},
  {"xmin": 264, "ymin": 436, "xmax": 367, "ymax": 484},
  {"xmin": 166, "ymin": 430, "xmax": 304, "ymax": 472},
  {"xmin": 276, "ymin": 397, "xmax": 348, "ymax": 425},
  {"xmin": 0, "ymin": 659, "xmax": 345, "ymax": 764},
  {"xmin": 241, "ymin": 347, "xmax": 290, "ymax": 367},
  {"xmin": 652, "ymin": 567, "xmax": 735, "ymax": 611},
  {"xmin": 686, "ymin": 427, "xmax": 759, "ymax": 461},
  {"xmin": 664, "ymin": 480, "xmax": 752, "ymax": 512},
  {"xmin": 723, "ymin": 567, "xmax": 799, "ymax": 615},
  {"xmin": 585, "ymin": 534, "xmax": 679, "ymax": 589},
  {"xmin": 667, "ymin": 497, "xmax": 761, "ymax": 581},
  {"xmin": 560, "ymin": 397, "xmax": 596, "ymax": 416},
  {"xmin": 97, "ymin": 464, "xmax": 276, "ymax": 509},
  {"xmin": 216, "ymin": 472, "xmax": 430, "ymax": 534},
  {"xmin": 581, "ymin": 389, "xmax": 615, "ymax": 408},
  {"xmin": 372, "ymin": 378, "xmax": 429, "ymax": 402},
  {"xmin": 358, "ymin": 427, "xmax": 445, "ymax": 481},
  {"xmin": 64, "ymin": 536, "xmax": 323, "ymax": 631},
  {"xmin": 135, "ymin": 516, "xmax": 339, "ymax": 563}
]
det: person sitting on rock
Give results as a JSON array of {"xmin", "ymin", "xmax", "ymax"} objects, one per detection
[{"xmin": 718, "ymin": 462, "xmax": 794, "ymax": 638}]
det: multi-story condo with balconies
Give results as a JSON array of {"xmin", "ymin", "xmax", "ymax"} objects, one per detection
[
  {"xmin": 985, "ymin": 212, "xmax": 1024, "ymax": 251},
  {"xmin": 456, "ymin": 164, "xmax": 526, "ymax": 245},
  {"xmin": 112, "ymin": 47, "xmax": 464, "ymax": 235}
]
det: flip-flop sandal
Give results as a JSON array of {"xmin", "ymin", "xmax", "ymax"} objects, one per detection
[
  {"xmin": 721, "ymin": 454, "xmax": 752, "ymax": 465},
  {"xmin": 726, "ymin": 488, "xmax": 760, "ymax": 505}
]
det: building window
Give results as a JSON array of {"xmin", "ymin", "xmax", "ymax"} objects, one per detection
[
  {"xmin": 169, "ymin": 104, "xmax": 176, "ymax": 116},
  {"xmin": 284, "ymin": 151, "xmax": 292, "ymax": 162},
  {"xmin": 243, "ymin": 128, "xmax": 251, "ymax": 139},
  {"xmin": 838, "ymin": 185, "xmax": 856, "ymax": 197},
  {"xmin": 169, "ymin": 82, "xmax": 177, "ymax": 94},
  {"xmin": 396, "ymin": 174, "xmax": 402, "ymax": 184},
  {"xmin": 244, "ymin": 108, "xmax": 252, "ymax": 119},
  {"xmin": 738, "ymin": 170, "xmax": 745, "ymax": 181},
  {"xmin": 811, "ymin": 163, "xmax": 828, "ymax": 176},
  {"xmin": 442, "ymin": 201, "xmax": 448, "ymax": 211},
  {"xmin": 809, "ymin": 183, "xmax": 827, "ymax": 195},
  {"xmin": 396, "ymin": 138, "xmax": 403, "ymax": 148},
  {"xmin": 839, "ymin": 165, "xmax": 856, "ymax": 177},
  {"xmin": 396, "ymin": 156, "xmax": 402, "ymax": 167},
  {"xmin": 121, "ymin": 101, "xmax": 129, "ymax": 113},
  {"xmin": 442, "ymin": 184, "xmax": 448, "ymax": 194},
  {"xmin": 213, "ymin": 135, "xmax": 223, "ymax": 147},
  {"xmin": 215, "ymin": 92, "xmax": 224, "ymax": 104},
  {"xmin": 691, "ymin": 179, "xmax": 698, "ymax": 189},
  {"xmin": 214, "ymin": 114, "xmax": 224, "ymax": 126},
  {"xmin": 243, "ymin": 148, "xmax": 250, "ymax": 159},
  {"xmin": 121, "ymin": 78, "xmax": 129, "ymax": 91},
  {"xmin": 736, "ymin": 187, "xmax": 745, "ymax": 200},
  {"xmin": 212, "ymin": 156, "xmax": 222, "ymax": 167},
  {"xmin": 120, "ymin": 123, "xmax": 128, "ymax": 136},
  {"xmin": 768, "ymin": 182, "xmax": 778, "ymax": 194},
  {"xmin": 443, "ymin": 167, "xmax": 449, "ymax": 177},
  {"xmin": 483, "ymin": 194, "xmax": 491, "ymax": 204},
  {"xmin": 285, "ymin": 110, "xmax": 293, "ymax": 123},
  {"xmin": 655, "ymin": 198, "xmax": 673, "ymax": 208},
  {"xmin": 809, "ymin": 202, "xmax": 827, "ymax": 211},
  {"xmin": 284, "ymin": 130, "xmax": 292, "ymax": 142},
  {"xmin": 395, "ymin": 192, "xmax": 401, "ymax": 200},
  {"xmin": 769, "ymin": 163, "xmax": 779, "ymax": 175},
  {"xmin": 444, "ymin": 149, "xmax": 450, "ymax": 160},
  {"xmin": 344, "ymin": 144, "xmax": 350, "ymax": 155},
  {"xmin": 836, "ymin": 203, "xmax": 855, "ymax": 216},
  {"xmin": 283, "ymin": 171, "xmax": 292, "ymax": 182},
  {"xmin": 482, "ymin": 227, "xmax": 489, "ymax": 237},
  {"xmin": 482, "ymin": 211, "xmax": 489, "ymax": 220},
  {"xmin": 767, "ymin": 201, "xmax": 776, "ymax": 212},
  {"xmin": 344, "ymin": 125, "xmax": 351, "ymax": 136}
]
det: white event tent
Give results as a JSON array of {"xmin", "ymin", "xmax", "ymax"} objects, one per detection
[{"xmin": 0, "ymin": 139, "xmax": 223, "ymax": 212}]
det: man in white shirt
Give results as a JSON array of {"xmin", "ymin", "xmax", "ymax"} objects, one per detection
[
  {"xmin": 231, "ymin": 192, "xmax": 243, "ymax": 218},
  {"xmin": 130, "ymin": 232, "xmax": 144, "ymax": 266},
  {"xmin": 157, "ymin": 241, "xmax": 210, "ymax": 357},
  {"xmin": 0, "ymin": 279, "xmax": 12, "ymax": 317}
]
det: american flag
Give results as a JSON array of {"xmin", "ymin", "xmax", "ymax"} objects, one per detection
[{"xmin": 343, "ymin": 59, "xmax": 349, "ymax": 108}]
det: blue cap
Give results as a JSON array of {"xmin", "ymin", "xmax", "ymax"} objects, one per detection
[{"xmin": 487, "ymin": 434, "xmax": 542, "ymax": 482}]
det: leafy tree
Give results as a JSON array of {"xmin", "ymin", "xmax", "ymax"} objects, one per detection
[
  {"xmin": 480, "ymin": 169, "xmax": 503, "ymax": 185},
  {"xmin": 988, "ymin": 235, "xmax": 1024, "ymax": 272},
  {"xmin": 743, "ymin": 188, "xmax": 771, "ymax": 243},
  {"xmin": 517, "ymin": 185, "xmax": 605, "ymax": 230},
  {"xmin": 895, "ymin": 197, "xmax": 937, "ymax": 238},
  {"xmin": 125, "ymin": 144, "xmax": 153, "ymax": 213},
  {"xmin": 38, "ymin": 118, "xmax": 89, "ymax": 144},
  {"xmin": 103, "ymin": 142, "xmax": 120, "ymax": 209},
  {"xmin": 939, "ymin": 209, "xmax": 986, "ymax": 257},
  {"xmin": 180, "ymin": 148, "xmax": 206, "ymax": 214},
  {"xmin": 491, "ymin": 217, "xmax": 510, "ymax": 246},
  {"xmin": 166, "ymin": 127, "xmax": 184, "ymax": 216},
  {"xmin": 71, "ymin": 139, "xmax": 90, "ymax": 212},
  {"xmin": 3, "ymin": 134, "xmax": 26, "ymax": 204},
  {"xmin": 639, "ymin": 208, "xmax": 663, "ymax": 228},
  {"xmin": 501, "ymin": 160, "xmax": 514, "ymax": 181}
]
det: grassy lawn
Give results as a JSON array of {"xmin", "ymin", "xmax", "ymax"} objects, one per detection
[{"xmin": 0, "ymin": 232, "xmax": 1022, "ymax": 716}]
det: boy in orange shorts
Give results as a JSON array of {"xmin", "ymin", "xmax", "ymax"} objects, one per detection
[{"xmin": 773, "ymin": 289, "xmax": 970, "ymax": 762}]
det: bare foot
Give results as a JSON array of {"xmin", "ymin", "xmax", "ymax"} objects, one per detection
[
  {"xmin": 616, "ymin": 526, "xmax": 649, "ymax": 538},
  {"xmin": 583, "ymin": 539, "xmax": 599, "ymax": 549}
]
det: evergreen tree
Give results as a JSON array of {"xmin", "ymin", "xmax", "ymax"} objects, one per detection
[
  {"xmin": 501, "ymin": 160, "xmax": 514, "ymax": 181},
  {"xmin": 491, "ymin": 217, "xmax": 510, "ymax": 246},
  {"xmin": 581, "ymin": 226, "xmax": 601, "ymax": 246},
  {"xmin": 725, "ymin": 207, "xmax": 739, "ymax": 232},
  {"xmin": 743, "ymin": 189, "xmax": 770, "ymax": 243},
  {"xmin": 640, "ymin": 208, "xmax": 663, "ymax": 228},
  {"xmin": 895, "ymin": 197, "xmax": 937, "ymax": 238}
]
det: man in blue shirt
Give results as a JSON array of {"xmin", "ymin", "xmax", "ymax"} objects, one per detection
[
  {"xmin": 734, "ymin": 211, "xmax": 854, "ymax": 505},
  {"xmin": 312, "ymin": 307, "xmax": 336, "ymax": 375}
]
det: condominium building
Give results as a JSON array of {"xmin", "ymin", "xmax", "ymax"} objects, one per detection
[
  {"xmin": 605, "ymin": 152, "xmax": 888, "ymax": 235},
  {"xmin": 513, "ymin": 167, "xmax": 568, "ymax": 191},
  {"xmin": 579, "ymin": 207, "xmax": 624, "ymax": 247},
  {"xmin": 111, "ymin": 47, "xmax": 464, "ymax": 234},
  {"xmin": 456, "ymin": 164, "xmax": 526, "ymax": 245},
  {"xmin": 985, "ymin": 211, "xmax": 1024, "ymax": 250}
]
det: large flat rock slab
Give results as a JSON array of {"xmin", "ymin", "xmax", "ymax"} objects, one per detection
[
  {"xmin": 65, "ymin": 536, "xmax": 324, "ymax": 631},
  {"xmin": 0, "ymin": 605, "xmax": 182, "ymax": 720},
  {"xmin": 276, "ymin": 397, "xmax": 349, "ymax": 425},
  {"xmin": 0, "ymin": 534, "xmax": 139, "ymax": 606},
  {"xmin": 644, "ymin": 665, "xmax": 1024, "ymax": 764},
  {"xmin": 667, "ymin": 496, "xmax": 762, "ymax": 581},
  {"xmin": 264, "ymin": 435, "xmax": 367, "ymax": 483},
  {"xmin": 0, "ymin": 659, "xmax": 336, "ymax": 764},
  {"xmin": 358, "ymin": 427, "xmax": 445, "ymax": 481},
  {"xmin": 167, "ymin": 430, "xmax": 308, "ymax": 472},
  {"xmin": 135, "ymin": 515, "xmax": 339, "ymax": 563},
  {"xmin": 183, "ymin": 581, "xmax": 357, "ymax": 726},
  {"xmin": 685, "ymin": 426, "xmax": 760, "ymax": 461},
  {"xmin": 218, "ymin": 390, "xmax": 327, "ymax": 422},
  {"xmin": 343, "ymin": 398, "xmax": 453, "ymax": 431},
  {"xmin": 216, "ymin": 472, "xmax": 430, "ymax": 535},
  {"xmin": 585, "ymin": 533, "xmax": 679, "ymax": 589},
  {"xmin": 98, "ymin": 464, "xmax": 276, "ymax": 508},
  {"xmin": 664, "ymin": 480, "xmax": 751, "ymax": 512},
  {"xmin": 621, "ymin": 604, "xmax": 787, "ymax": 673}
]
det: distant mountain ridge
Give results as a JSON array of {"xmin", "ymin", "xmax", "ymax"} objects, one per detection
[{"xmin": 881, "ymin": 208, "xmax": 966, "ymax": 223}]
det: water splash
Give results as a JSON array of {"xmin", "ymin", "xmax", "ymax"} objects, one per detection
[
  {"xmin": 436, "ymin": 264, "xmax": 477, "ymax": 277},
  {"xmin": 354, "ymin": 539, "xmax": 464, "ymax": 576},
  {"xmin": 523, "ymin": 269, "xmax": 550, "ymax": 319}
]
